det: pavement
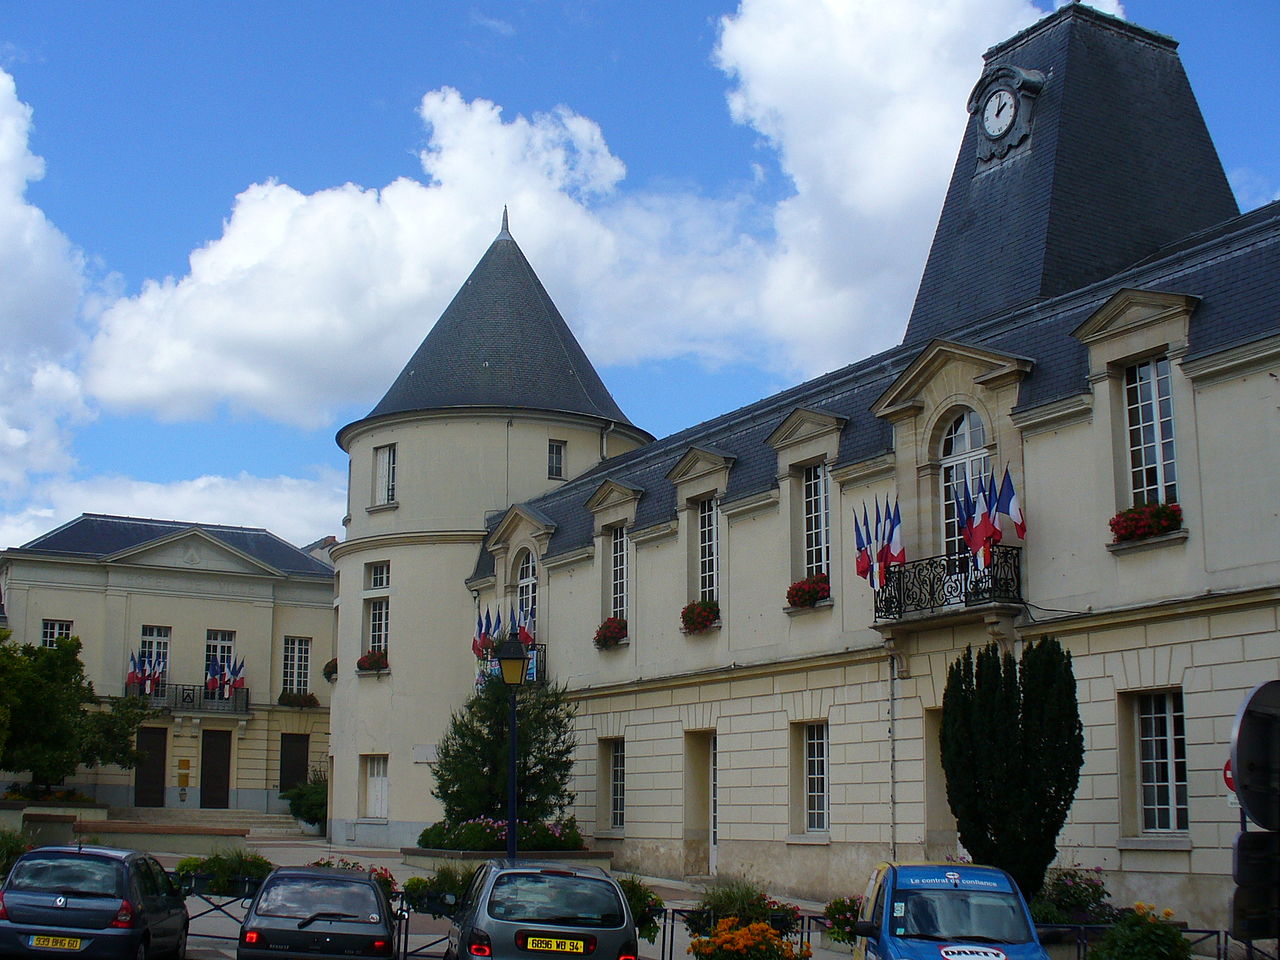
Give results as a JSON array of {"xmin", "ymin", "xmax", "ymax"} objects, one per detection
[{"xmin": 151, "ymin": 835, "xmax": 846, "ymax": 960}]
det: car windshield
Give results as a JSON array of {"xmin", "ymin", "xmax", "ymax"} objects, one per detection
[
  {"xmin": 891, "ymin": 889, "xmax": 1032, "ymax": 944},
  {"xmin": 486, "ymin": 872, "xmax": 625, "ymax": 928},
  {"xmin": 6, "ymin": 854, "xmax": 125, "ymax": 897},
  {"xmin": 256, "ymin": 876, "xmax": 383, "ymax": 922}
]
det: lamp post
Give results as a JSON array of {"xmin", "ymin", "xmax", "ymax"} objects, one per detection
[{"xmin": 495, "ymin": 634, "xmax": 528, "ymax": 859}]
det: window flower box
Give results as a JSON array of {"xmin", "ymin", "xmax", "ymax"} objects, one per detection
[
  {"xmin": 277, "ymin": 690, "xmax": 320, "ymax": 708},
  {"xmin": 1109, "ymin": 502, "xmax": 1181, "ymax": 543},
  {"xmin": 322, "ymin": 657, "xmax": 338, "ymax": 682},
  {"xmin": 680, "ymin": 600, "xmax": 720, "ymax": 634},
  {"xmin": 593, "ymin": 617, "xmax": 628, "ymax": 650},
  {"xmin": 786, "ymin": 572, "xmax": 830, "ymax": 608},
  {"xmin": 356, "ymin": 649, "xmax": 389, "ymax": 672}
]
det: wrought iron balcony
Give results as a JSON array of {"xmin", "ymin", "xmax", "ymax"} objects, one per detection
[
  {"xmin": 874, "ymin": 545, "xmax": 1023, "ymax": 621},
  {"xmin": 124, "ymin": 681, "xmax": 250, "ymax": 714}
]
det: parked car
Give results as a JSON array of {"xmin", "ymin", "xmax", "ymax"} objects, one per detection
[
  {"xmin": 851, "ymin": 862, "xmax": 1049, "ymax": 960},
  {"xmin": 444, "ymin": 860, "xmax": 637, "ymax": 960},
  {"xmin": 0, "ymin": 844, "xmax": 189, "ymax": 959},
  {"xmin": 237, "ymin": 865, "xmax": 399, "ymax": 960}
]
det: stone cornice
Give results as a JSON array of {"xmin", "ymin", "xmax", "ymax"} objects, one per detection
[
  {"xmin": 330, "ymin": 530, "xmax": 486, "ymax": 561},
  {"xmin": 1021, "ymin": 584, "xmax": 1280, "ymax": 636},
  {"xmin": 1009, "ymin": 393, "xmax": 1093, "ymax": 436},
  {"xmin": 1180, "ymin": 332, "xmax": 1280, "ymax": 387}
]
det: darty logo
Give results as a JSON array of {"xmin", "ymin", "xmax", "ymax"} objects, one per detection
[{"xmin": 939, "ymin": 948, "xmax": 1007, "ymax": 960}]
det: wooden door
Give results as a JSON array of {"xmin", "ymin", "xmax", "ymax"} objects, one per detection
[
  {"xmin": 279, "ymin": 733, "xmax": 310, "ymax": 792},
  {"xmin": 200, "ymin": 729, "xmax": 232, "ymax": 808},
  {"xmin": 133, "ymin": 727, "xmax": 167, "ymax": 807}
]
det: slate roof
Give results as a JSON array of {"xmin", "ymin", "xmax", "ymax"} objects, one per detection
[
  {"xmin": 345, "ymin": 214, "xmax": 645, "ymax": 442},
  {"xmin": 9, "ymin": 514, "xmax": 334, "ymax": 579},
  {"xmin": 904, "ymin": 4, "xmax": 1237, "ymax": 346}
]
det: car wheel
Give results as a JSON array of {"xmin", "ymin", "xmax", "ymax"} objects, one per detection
[{"xmin": 135, "ymin": 940, "xmax": 149, "ymax": 960}]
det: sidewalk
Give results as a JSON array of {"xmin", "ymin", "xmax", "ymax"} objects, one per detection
[{"xmin": 155, "ymin": 835, "xmax": 846, "ymax": 960}]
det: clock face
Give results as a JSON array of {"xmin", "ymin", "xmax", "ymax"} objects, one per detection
[{"xmin": 982, "ymin": 89, "xmax": 1016, "ymax": 138}]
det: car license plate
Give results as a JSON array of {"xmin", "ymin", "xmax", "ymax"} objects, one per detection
[
  {"xmin": 527, "ymin": 937, "xmax": 584, "ymax": 953},
  {"xmin": 29, "ymin": 936, "xmax": 82, "ymax": 950}
]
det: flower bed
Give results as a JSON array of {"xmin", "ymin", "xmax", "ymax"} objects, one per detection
[
  {"xmin": 1109, "ymin": 502, "xmax": 1181, "ymax": 542},
  {"xmin": 417, "ymin": 816, "xmax": 585, "ymax": 851},
  {"xmin": 786, "ymin": 572, "xmax": 830, "ymax": 608},
  {"xmin": 593, "ymin": 617, "xmax": 628, "ymax": 650},
  {"xmin": 681, "ymin": 600, "xmax": 720, "ymax": 634}
]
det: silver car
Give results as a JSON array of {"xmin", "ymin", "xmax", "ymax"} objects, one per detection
[{"xmin": 445, "ymin": 861, "xmax": 636, "ymax": 960}]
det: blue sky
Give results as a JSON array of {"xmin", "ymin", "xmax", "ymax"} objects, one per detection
[{"xmin": 0, "ymin": 0, "xmax": 1276, "ymax": 548}]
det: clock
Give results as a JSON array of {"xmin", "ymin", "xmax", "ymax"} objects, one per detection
[{"xmin": 982, "ymin": 88, "xmax": 1016, "ymax": 138}]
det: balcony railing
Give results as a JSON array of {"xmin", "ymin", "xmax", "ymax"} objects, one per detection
[
  {"xmin": 124, "ymin": 681, "xmax": 250, "ymax": 714},
  {"xmin": 874, "ymin": 545, "xmax": 1023, "ymax": 620}
]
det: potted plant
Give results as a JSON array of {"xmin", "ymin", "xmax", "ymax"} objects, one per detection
[
  {"xmin": 680, "ymin": 600, "xmax": 720, "ymax": 634},
  {"xmin": 322, "ymin": 657, "xmax": 338, "ymax": 682},
  {"xmin": 593, "ymin": 617, "xmax": 628, "ymax": 650},
  {"xmin": 357, "ymin": 649, "xmax": 389, "ymax": 671},
  {"xmin": 1109, "ymin": 501, "xmax": 1182, "ymax": 542},
  {"xmin": 786, "ymin": 571, "xmax": 831, "ymax": 608},
  {"xmin": 276, "ymin": 690, "xmax": 320, "ymax": 708}
]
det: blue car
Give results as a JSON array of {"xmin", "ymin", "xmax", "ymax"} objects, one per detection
[{"xmin": 851, "ymin": 862, "xmax": 1048, "ymax": 960}]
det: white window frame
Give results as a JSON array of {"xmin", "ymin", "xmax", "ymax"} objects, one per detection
[
  {"xmin": 366, "ymin": 561, "xmax": 390, "ymax": 590},
  {"xmin": 362, "ymin": 754, "xmax": 389, "ymax": 819},
  {"xmin": 283, "ymin": 636, "xmax": 311, "ymax": 694},
  {"xmin": 548, "ymin": 440, "xmax": 566, "ymax": 480},
  {"xmin": 1137, "ymin": 690, "xmax": 1188, "ymax": 832},
  {"xmin": 802, "ymin": 464, "xmax": 830, "ymax": 578},
  {"xmin": 517, "ymin": 551, "xmax": 537, "ymax": 633},
  {"xmin": 610, "ymin": 739, "xmax": 626, "ymax": 830},
  {"xmin": 940, "ymin": 410, "xmax": 991, "ymax": 557},
  {"xmin": 805, "ymin": 722, "xmax": 829, "ymax": 832},
  {"xmin": 204, "ymin": 629, "xmax": 235, "ymax": 700},
  {"xmin": 697, "ymin": 498, "xmax": 719, "ymax": 602},
  {"xmin": 1125, "ymin": 357, "xmax": 1177, "ymax": 506},
  {"xmin": 610, "ymin": 526, "xmax": 629, "ymax": 621},
  {"xmin": 373, "ymin": 443, "xmax": 397, "ymax": 505},
  {"xmin": 140, "ymin": 625, "xmax": 171, "ymax": 694},
  {"xmin": 40, "ymin": 619, "xmax": 73, "ymax": 648},
  {"xmin": 366, "ymin": 598, "xmax": 390, "ymax": 654}
]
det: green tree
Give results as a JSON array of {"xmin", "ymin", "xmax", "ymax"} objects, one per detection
[
  {"xmin": 940, "ymin": 637, "xmax": 1084, "ymax": 900},
  {"xmin": 0, "ymin": 635, "xmax": 155, "ymax": 792},
  {"xmin": 432, "ymin": 672, "xmax": 576, "ymax": 824}
]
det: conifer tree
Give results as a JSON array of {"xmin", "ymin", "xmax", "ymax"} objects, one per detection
[{"xmin": 940, "ymin": 637, "xmax": 1084, "ymax": 899}]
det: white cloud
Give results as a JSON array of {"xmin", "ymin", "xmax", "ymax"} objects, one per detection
[{"xmin": 0, "ymin": 468, "xmax": 346, "ymax": 552}]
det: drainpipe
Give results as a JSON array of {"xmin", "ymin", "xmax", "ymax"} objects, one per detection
[
  {"xmin": 888, "ymin": 645, "xmax": 898, "ymax": 861},
  {"xmin": 600, "ymin": 422, "xmax": 616, "ymax": 461}
]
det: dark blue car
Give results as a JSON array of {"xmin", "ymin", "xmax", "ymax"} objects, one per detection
[{"xmin": 0, "ymin": 845, "xmax": 188, "ymax": 959}]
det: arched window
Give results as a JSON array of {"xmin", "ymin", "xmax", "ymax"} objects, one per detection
[
  {"xmin": 516, "ymin": 550, "xmax": 537, "ymax": 635},
  {"xmin": 939, "ymin": 410, "xmax": 991, "ymax": 555}
]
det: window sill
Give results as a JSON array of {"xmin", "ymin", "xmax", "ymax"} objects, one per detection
[
  {"xmin": 356, "ymin": 817, "xmax": 389, "ymax": 825},
  {"xmin": 680, "ymin": 621, "xmax": 722, "ymax": 637},
  {"xmin": 366, "ymin": 501, "xmax": 400, "ymax": 515},
  {"xmin": 785, "ymin": 832, "xmax": 830, "ymax": 845},
  {"xmin": 784, "ymin": 598, "xmax": 834, "ymax": 616},
  {"xmin": 1117, "ymin": 834, "xmax": 1191, "ymax": 851},
  {"xmin": 355, "ymin": 668, "xmax": 390, "ymax": 678},
  {"xmin": 1106, "ymin": 528, "xmax": 1189, "ymax": 555},
  {"xmin": 595, "ymin": 639, "xmax": 630, "ymax": 652},
  {"xmin": 594, "ymin": 829, "xmax": 625, "ymax": 840}
]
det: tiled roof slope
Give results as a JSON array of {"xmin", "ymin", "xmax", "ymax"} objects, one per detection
[
  {"xmin": 471, "ymin": 200, "xmax": 1280, "ymax": 581},
  {"xmin": 352, "ymin": 217, "xmax": 643, "ymax": 435},
  {"xmin": 904, "ymin": 4, "xmax": 1237, "ymax": 346},
  {"xmin": 14, "ymin": 514, "xmax": 334, "ymax": 579}
]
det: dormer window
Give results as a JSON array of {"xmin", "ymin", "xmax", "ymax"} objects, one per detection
[
  {"xmin": 802, "ymin": 464, "xmax": 831, "ymax": 578},
  {"xmin": 697, "ymin": 498, "xmax": 720, "ymax": 602},
  {"xmin": 610, "ymin": 526, "xmax": 629, "ymax": 620},
  {"xmin": 548, "ymin": 440, "xmax": 566, "ymax": 480},
  {"xmin": 1124, "ymin": 358, "xmax": 1177, "ymax": 506},
  {"xmin": 939, "ymin": 410, "xmax": 990, "ymax": 556},
  {"xmin": 516, "ymin": 550, "xmax": 538, "ymax": 631}
]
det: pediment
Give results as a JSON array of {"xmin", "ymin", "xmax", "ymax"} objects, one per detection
[
  {"xmin": 584, "ymin": 478, "xmax": 644, "ymax": 514},
  {"xmin": 104, "ymin": 529, "xmax": 281, "ymax": 577},
  {"xmin": 1072, "ymin": 289, "xmax": 1199, "ymax": 345},
  {"xmin": 487, "ymin": 503, "xmax": 556, "ymax": 553},
  {"xmin": 765, "ymin": 407, "xmax": 847, "ymax": 452},
  {"xmin": 873, "ymin": 340, "xmax": 1032, "ymax": 421},
  {"xmin": 666, "ymin": 445, "xmax": 736, "ymax": 485}
]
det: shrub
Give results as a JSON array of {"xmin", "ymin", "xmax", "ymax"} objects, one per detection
[
  {"xmin": 322, "ymin": 657, "xmax": 338, "ymax": 681},
  {"xmin": 308, "ymin": 857, "xmax": 397, "ymax": 897},
  {"xmin": 1109, "ymin": 502, "xmax": 1182, "ymax": 542},
  {"xmin": 3, "ymin": 782, "xmax": 96, "ymax": 803},
  {"xmin": 357, "ymin": 649, "xmax": 389, "ymax": 671},
  {"xmin": 689, "ymin": 918, "xmax": 812, "ymax": 960},
  {"xmin": 618, "ymin": 875, "xmax": 665, "ymax": 943},
  {"xmin": 593, "ymin": 618, "xmax": 628, "ymax": 650},
  {"xmin": 403, "ymin": 864, "xmax": 472, "ymax": 915},
  {"xmin": 822, "ymin": 895, "xmax": 864, "ymax": 944},
  {"xmin": 0, "ymin": 828, "xmax": 32, "ymax": 881},
  {"xmin": 1030, "ymin": 864, "xmax": 1117, "ymax": 924},
  {"xmin": 686, "ymin": 876, "xmax": 801, "ymax": 937},
  {"xmin": 786, "ymin": 573, "xmax": 830, "ymax": 608},
  {"xmin": 176, "ymin": 847, "xmax": 274, "ymax": 895},
  {"xmin": 1088, "ymin": 902, "xmax": 1190, "ymax": 960},
  {"xmin": 417, "ymin": 816, "xmax": 585, "ymax": 851},
  {"xmin": 681, "ymin": 600, "xmax": 720, "ymax": 634},
  {"xmin": 276, "ymin": 690, "xmax": 320, "ymax": 708},
  {"xmin": 280, "ymin": 767, "xmax": 327, "ymax": 826}
]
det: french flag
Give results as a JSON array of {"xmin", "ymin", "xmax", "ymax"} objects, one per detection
[
  {"xmin": 472, "ymin": 610, "xmax": 487, "ymax": 658},
  {"xmin": 127, "ymin": 650, "xmax": 140, "ymax": 687},
  {"xmin": 956, "ymin": 475, "xmax": 976, "ymax": 554},
  {"xmin": 997, "ymin": 466, "xmax": 1027, "ymax": 539},
  {"xmin": 205, "ymin": 657, "xmax": 221, "ymax": 691},
  {"xmin": 517, "ymin": 606, "xmax": 535, "ymax": 648},
  {"xmin": 887, "ymin": 497, "xmax": 905, "ymax": 566},
  {"xmin": 854, "ymin": 505, "xmax": 871, "ymax": 581},
  {"xmin": 229, "ymin": 656, "xmax": 245, "ymax": 689}
]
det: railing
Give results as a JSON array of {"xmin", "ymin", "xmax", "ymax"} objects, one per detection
[
  {"xmin": 124, "ymin": 681, "xmax": 250, "ymax": 714},
  {"xmin": 874, "ymin": 544, "xmax": 1023, "ymax": 620}
]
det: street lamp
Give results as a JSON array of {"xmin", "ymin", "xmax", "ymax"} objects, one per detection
[{"xmin": 495, "ymin": 635, "xmax": 528, "ymax": 859}]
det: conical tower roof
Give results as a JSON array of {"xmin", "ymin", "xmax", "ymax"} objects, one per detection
[{"xmin": 353, "ymin": 214, "xmax": 644, "ymax": 434}]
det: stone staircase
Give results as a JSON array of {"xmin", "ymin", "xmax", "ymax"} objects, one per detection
[{"xmin": 108, "ymin": 807, "xmax": 309, "ymax": 838}]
